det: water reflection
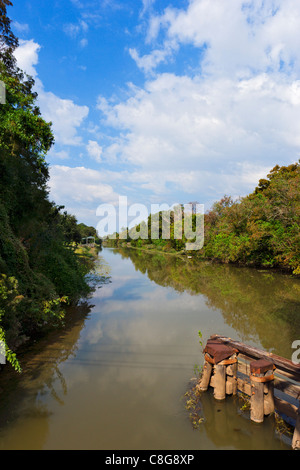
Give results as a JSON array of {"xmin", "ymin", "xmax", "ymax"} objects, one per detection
[
  {"xmin": 116, "ymin": 247, "xmax": 300, "ymax": 358},
  {"xmin": 0, "ymin": 300, "xmax": 94, "ymax": 449},
  {"xmin": 0, "ymin": 248, "xmax": 296, "ymax": 450},
  {"xmin": 198, "ymin": 389, "xmax": 288, "ymax": 450}
]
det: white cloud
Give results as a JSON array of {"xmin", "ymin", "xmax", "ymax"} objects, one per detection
[
  {"xmin": 129, "ymin": 39, "xmax": 178, "ymax": 75},
  {"xmin": 63, "ymin": 20, "xmax": 89, "ymax": 49},
  {"xmin": 87, "ymin": 140, "xmax": 103, "ymax": 162},
  {"xmin": 13, "ymin": 21, "xmax": 29, "ymax": 33},
  {"xmin": 48, "ymin": 149, "xmax": 70, "ymax": 160},
  {"xmin": 99, "ymin": 71, "xmax": 300, "ymax": 163},
  {"xmin": 14, "ymin": 39, "xmax": 40, "ymax": 78},
  {"xmin": 94, "ymin": 1, "xmax": 300, "ymax": 203},
  {"xmin": 63, "ymin": 20, "xmax": 89, "ymax": 38},
  {"xmin": 12, "ymin": 1, "xmax": 300, "ymax": 225},
  {"xmin": 79, "ymin": 38, "xmax": 88, "ymax": 48},
  {"xmin": 96, "ymin": 67, "xmax": 300, "ymax": 201},
  {"xmin": 49, "ymin": 165, "xmax": 119, "ymax": 204},
  {"xmin": 14, "ymin": 39, "xmax": 89, "ymax": 146},
  {"xmin": 140, "ymin": 0, "xmax": 156, "ymax": 17},
  {"xmin": 39, "ymin": 91, "xmax": 89, "ymax": 146},
  {"xmin": 144, "ymin": 0, "xmax": 300, "ymax": 78},
  {"xmin": 48, "ymin": 165, "xmax": 120, "ymax": 225}
]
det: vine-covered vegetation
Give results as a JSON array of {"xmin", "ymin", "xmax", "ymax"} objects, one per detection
[
  {"xmin": 202, "ymin": 162, "xmax": 300, "ymax": 274},
  {"xmin": 0, "ymin": 1, "xmax": 95, "ymax": 370}
]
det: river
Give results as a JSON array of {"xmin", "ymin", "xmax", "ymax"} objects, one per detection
[{"xmin": 0, "ymin": 247, "xmax": 299, "ymax": 450}]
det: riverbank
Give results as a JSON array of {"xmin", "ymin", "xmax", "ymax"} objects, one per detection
[
  {"xmin": 0, "ymin": 245, "xmax": 102, "ymax": 374},
  {"xmin": 0, "ymin": 247, "xmax": 296, "ymax": 450},
  {"xmin": 74, "ymin": 244, "xmax": 101, "ymax": 269},
  {"xmin": 103, "ymin": 162, "xmax": 300, "ymax": 276},
  {"xmin": 103, "ymin": 241, "xmax": 299, "ymax": 277}
]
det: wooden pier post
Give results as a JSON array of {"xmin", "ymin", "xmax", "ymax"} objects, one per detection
[
  {"xmin": 250, "ymin": 359, "xmax": 275, "ymax": 424},
  {"xmin": 263, "ymin": 373, "xmax": 275, "ymax": 416},
  {"xmin": 200, "ymin": 339, "xmax": 238, "ymax": 401},
  {"xmin": 213, "ymin": 362, "xmax": 226, "ymax": 400},
  {"xmin": 226, "ymin": 358, "xmax": 238, "ymax": 396},
  {"xmin": 292, "ymin": 408, "xmax": 300, "ymax": 450},
  {"xmin": 206, "ymin": 334, "xmax": 300, "ymax": 450},
  {"xmin": 198, "ymin": 359, "xmax": 213, "ymax": 392}
]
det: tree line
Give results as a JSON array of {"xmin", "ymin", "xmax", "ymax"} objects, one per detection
[
  {"xmin": 0, "ymin": 1, "xmax": 98, "ymax": 371},
  {"xmin": 106, "ymin": 161, "xmax": 300, "ymax": 276}
]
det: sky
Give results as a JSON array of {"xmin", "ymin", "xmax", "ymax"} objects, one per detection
[{"xmin": 9, "ymin": 0, "xmax": 300, "ymax": 230}]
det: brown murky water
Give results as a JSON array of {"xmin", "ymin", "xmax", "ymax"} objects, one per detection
[{"xmin": 0, "ymin": 247, "xmax": 299, "ymax": 450}]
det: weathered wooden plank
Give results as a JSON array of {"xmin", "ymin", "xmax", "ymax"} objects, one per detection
[
  {"xmin": 201, "ymin": 333, "xmax": 300, "ymax": 449},
  {"xmin": 274, "ymin": 377, "xmax": 300, "ymax": 400},
  {"xmin": 292, "ymin": 411, "xmax": 300, "ymax": 450},
  {"xmin": 237, "ymin": 358, "xmax": 300, "ymax": 401},
  {"xmin": 235, "ymin": 379, "xmax": 298, "ymax": 420},
  {"xmin": 198, "ymin": 360, "xmax": 212, "ymax": 391},
  {"xmin": 250, "ymin": 374, "xmax": 265, "ymax": 423},
  {"xmin": 237, "ymin": 377, "xmax": 251, "ymax": 395},
  {"xmin": 205, "ymin": 373, "xmax": 298, "ymax": 422},
  {"xmin": 213, "ymin": 363, "xmax": 226, "ymax": 400},
  {"xmin": 211, "ymin": 335, "xmax": 300, "ymax": 381},
  {"xmin": 274, "ymin": 397, "xmax": 298, "ymax": 421}
]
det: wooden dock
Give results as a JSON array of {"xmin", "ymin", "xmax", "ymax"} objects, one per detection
[{"xmin": 198, "ymin": 334, "xmax": 300, "ymax": 450}]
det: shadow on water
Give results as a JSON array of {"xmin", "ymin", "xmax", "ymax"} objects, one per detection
[
  {"xmin": 0, "ymin": 251, "xmax": 113, "ymax": 449},
  {"xmin": 186, "ymin": 385, "xmax": 291, "ymax": 450},
  {"xmin": 116, "ymin": 247, "xmax": 300, "ymax": 358},
  {"xmin": 116, "ymin": 247, "xmax": 299, "ymax": 449},
  {"xmin": 0, "ymin": 299, "xmax": 95, "ymax": 449}
]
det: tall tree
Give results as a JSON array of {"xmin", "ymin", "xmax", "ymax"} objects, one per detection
[
  {"xmin": 0, "ymin": 2, "xmax": 91, "ymax": 370},
  {"xmin": 0, "ymin": 0, "xmax": 18, "ymax": 69}
]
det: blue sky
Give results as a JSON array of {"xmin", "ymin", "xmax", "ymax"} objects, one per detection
[{"xmin": 9, "ymin": 0, "xmax": 300, "ymax": 229}]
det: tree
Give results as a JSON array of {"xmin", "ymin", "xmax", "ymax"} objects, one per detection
[
  {"xmin": 201, "ymin": 162, "xmax": 300, "ymax": 273},
  {"xmin": 0, "ymin": 0, "xmax": 18, "ymax": 69},
  {"xmin": 0, "ymin": 2, "xmax": 92, "ymax": 370}
]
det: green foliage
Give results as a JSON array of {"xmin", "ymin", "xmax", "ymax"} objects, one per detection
[
  {"xmin": 0, "ymin": 274, "xmax": 22, "ymax": 372},
  {"xmin": 0, "ymin": 3, "xmax": 93, "ymax": 370},
  {"xmin": 202, "ymin": 162, "xmax": 300, "ymax": 273},
  {"xmin": 106, "ymin": 164, "xmax": 300, "ymax": 275},
  {"xmin": 183, "ymin": 380, "xmax": 204, "ymax": 430},
  {"xmin": 77, "ymin": 223, "xmax": 98, "ymax": 239},
  {"xmin": 198, "ymin": 330, "xmax": 203, "ymax": 347}
]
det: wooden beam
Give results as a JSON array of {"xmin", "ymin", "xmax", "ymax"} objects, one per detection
[
  {"xmin": 292, "ymin": 410, "xmax": 300, "ymax": 450},
  {"xmin": 211, "ymin": 335, "xmax": 300, "ymax": 381}
]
